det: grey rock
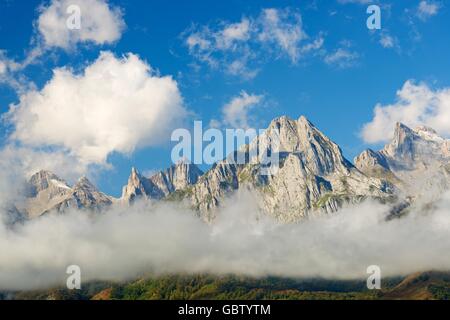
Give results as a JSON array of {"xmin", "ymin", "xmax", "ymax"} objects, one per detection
[
  {"xmin": 24, "ymin": 170, "xmax": 112, "ymax": 218},
  {"xmin": 355, "ymin": 122, "xmax": 450, "ymax": 202},
  {"xmin": 121, "ymin": 162, "xmax": 203, "ymax": 203},
  {"xmin": 184, "ymin": 116, "xmax": 394, "ymax": 222}
]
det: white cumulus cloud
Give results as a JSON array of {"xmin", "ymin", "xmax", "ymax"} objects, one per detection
[
  {"xmin": 6, "ymin": 51, "xmax": 188, "ymax": 166},
  {"xmin": 37, "ymin": 0, "xmax": 125, "ymax": 49},
  {"xmin": 220, "ymin": 91, "xmax": 264, "ymax": 129},
  {"xmin": 361, "ymin": 80, "xmax": 450, "ymax": 143}
]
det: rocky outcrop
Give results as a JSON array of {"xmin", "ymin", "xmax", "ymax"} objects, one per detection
[
  {"xmin": 24, "ymin": 116, "xmax": 450, "ymax": 224},
  {"xmin": 121, "ymin": 162, "xmax": 203, "ymax": 203},
  {"xmin": 355, "ymin": 122, "xmax": 450, "ymax": 200},
  {"xmin": 183, "ymin": 116, "xmax": 394, "ymax": 222},
  {"xmin": 24, "ymin": 170, "xmax": 112, "ymax": 218}
]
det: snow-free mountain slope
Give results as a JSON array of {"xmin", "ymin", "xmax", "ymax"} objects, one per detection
[
  {"xmin": 22, "ymin": 116, "xmax": 450, "ymax": 224},
  {"xmin": 355, "ymin": 122, "xmax": 450, "ymax": 200},
  {"xmin": 121, "ymin": 162, "xmax": 203, "ymax": 203},
  {"xmin": 182, "ymin": 116, "xmax": 395, "ymax": 222},
  {"xmin": 24, "ymin": 170, "xmax": 112, "ymax": 218}
]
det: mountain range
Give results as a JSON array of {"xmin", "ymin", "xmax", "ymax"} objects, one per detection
[{"xmin": 9, "ymin": 115, "xmax": 450, "ymax": 224}]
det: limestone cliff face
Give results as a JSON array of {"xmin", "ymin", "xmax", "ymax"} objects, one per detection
[
  {"xmin": 24, "ymin": 116, "xmax": 450, "ymax": 224},
  {"xmin": 355, "ymin": 122, "xmax": 450, "ymax": 201},
  {"xmin": 25, "ymin": 170, "xmax": 112, "ymax": 218},
  {"xmin": 184, "ymin": 116, "xmax": 394, "ymax": 222},
  {"xmin": 121, "ymin": 162, "xmax": 203, "ymax": 203}
]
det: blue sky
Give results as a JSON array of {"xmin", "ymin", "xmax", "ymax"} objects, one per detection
[{"xmin": 0, "ymin": 0, "xmax": 449, "ymax": 196}]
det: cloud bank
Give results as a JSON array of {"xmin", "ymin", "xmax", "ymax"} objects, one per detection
[{"xmin": 1, "ymin": 185, "xmax": 450, "ymax": 291}]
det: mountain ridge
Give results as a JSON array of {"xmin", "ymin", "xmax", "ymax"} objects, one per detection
[{"xmin": 14, "ymin": 115, "xmax": 450, "ymax": 223}]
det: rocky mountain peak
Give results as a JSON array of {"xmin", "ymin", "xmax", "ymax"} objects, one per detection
[
  {"xmin": 121, "ymin": 167, "xmax": 154, "ymax": 202},
  {"xmin": 163, "ymin": 162, "xmax": 203, "ymax": 188},
  {"xmin": 23, "ymin": 116, "xmax": 449, "ymax": 224},
  {"xmin": 29, "ymin": 170, "xmax": 70, "ymax": 194},
  {"xmin": 381, "ymin": 122, "xmax": 419, "ymax": 162},
  {"xmin": 356, "ymin": 122, "xmax": 450, "ymax": 200},
  {"xmin": 415, "ymin": 125, "xmax": 438, "ymax": 136},
  {"xmin": 121, "ymin": 163, "xmax": 203, "ymax": 203},
  {"xmin": 253, "ymin": 115, "xmax": 350, "ymax": 176},
  {"xmin": 355, "ymin": 149, "xmax": 390, "ymax": 171},
  {"xmin": 23, "ymin": 170, "xmax": 111, "ymax": 218},
  {"xmin": 187, "ymin": 115, "xmax": 392, "ymax": 222},
  {"xmin": 381, "ymin": 122, "xmax": 449, "ymax": 166},
  {"xmin": 414, "ymin": 125, "xmax": 445, "ymax": 143},
  {"xmin": 72, "ymin": 176, "xmax": 112, "ymax": 209},
  {"xmin": 73, "ymin": 177, "xmax": 95, "ymax": 191},
  {"xmin": 130, "ymin": 167, "xmax": 140, "ymax": 180}
]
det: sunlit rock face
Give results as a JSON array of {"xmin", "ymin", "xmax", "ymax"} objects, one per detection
[
  {"xmin": 121, "ymin": 162, "xmax": 203, "ymax": 203},
  {"xmin": 355, "ymin": 122, "xmax": 450, "ymax": 202},
  {"xmin": 24, "ymin": 170, "xmax": 112, "ymax": 218},
  {"xmin": 23, "ymin": 116, "xmax": 450, "ymax": 224},
  {"xmin": 185, "ymin": 115, "xmax": 394, "ymax": 223}
]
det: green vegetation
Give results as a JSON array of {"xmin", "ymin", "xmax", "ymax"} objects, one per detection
[
  {"xmin": 109, "ymin": 275, "xmax": 380, "ymax": 300},
  {"xmin": 429, "ymin": 284, "xmax": 450, "ymax": 300},
  {"xmin": 11, "ymin": 281, "xmax": 112, "ymax": 300},
  {"xmin": 165, "ymin": 187, "xmax": 193, "ymax": 202},
  {"xmin": 238, "ymin": 169, "xmax": 253, "ymax": 184},
  {"xmin": 314, "ymin": 193, "xmax": 346, "ymax": 209},
  {"xmin": 10, "ymin": 272, "xmax": 450, "ymax": 300}
]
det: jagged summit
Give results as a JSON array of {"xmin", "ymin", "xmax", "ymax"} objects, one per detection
[
  {"xmin": 21, "ymin": 116, "xmax": 450, "ymax": 224},
  {"xmin": 415, "ymin": 125, "xmax": 438, "ymax": 136},
  {"xmin": 29, "ymin": 170, "xmax": 70, "ymax": 195},
  {"xmin": 24, "ymin": 171, "xmax": 112, "ymax": 218},
  {"xmin": 187, "ymin": 115, "xmax": 393, "ymax": 222},
  {"xmin": 121, "ymin": 162, "xmax": 203, "ymax": 203},
  {"xmin": 251, "ymin": 115, "xmax": 352, "ymax": 176},
  {"xmin": 355, "ymin": 122, "xmax": 450, "ymax": 198}
]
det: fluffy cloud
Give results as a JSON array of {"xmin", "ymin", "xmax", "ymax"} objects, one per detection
[
  {"xmin": 416, "ymin": 1, "xmax": 441, "ymax": 21},
  {"xmin": 6, "ymin": 51, "xmax": 187, "ymax": 165},
  {"xmin": 221, "ymin": 91, "xmax": 264, "ymax": 129},
  {"xmin": 0, "ymin": 145, "xmax": 87, "ymax": 184},
  {"xmin": 361, "ymin": 80, "xmax": 450, "ymax": 143},
  {"xmin": 0, "ymin": 0, "xmax": 126, "ymax": 85},
  {"xmin": 37, "ymin": 0, "xmax": 125, "ymax": 49},
  {"xmin": 185, "ymin": 8, "xmax": 324, "ymax": 79}
]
